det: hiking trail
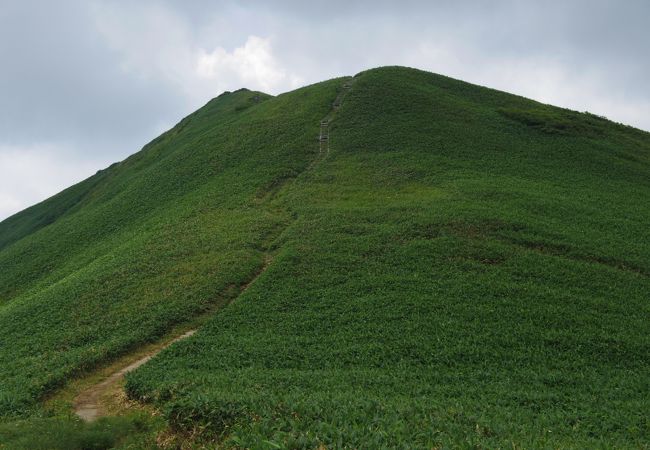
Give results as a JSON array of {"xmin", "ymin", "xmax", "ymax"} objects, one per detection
[{"xmin": 71, "ymin": 79, "xmax": 354, "ymax": 422}]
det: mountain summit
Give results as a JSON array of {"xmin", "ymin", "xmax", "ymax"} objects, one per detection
[{"xmin": 1, "ymin": 67, "xmax": 648, "ymax": 448}]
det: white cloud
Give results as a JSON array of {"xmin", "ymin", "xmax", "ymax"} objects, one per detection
[
  {"xmin": 91, "ymin": 2, "xmax": 301, "ymax": 104},
  {"xmin": 92, "ymin": 3, "xmax": 192, "ymax": 78},
  {"xmin": 196, "ymin": 36, "xmax": 303, "ymax": 93}
]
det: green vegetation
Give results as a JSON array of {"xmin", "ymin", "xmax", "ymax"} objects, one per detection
[
  {"xmin": 1, "ymin": 66, "xmax": 649, "ymax": 448},
  {"xmin": 0, "ymin": 80, "xmax": 341, "ymax": 418},
  {"xmin": 0, "ymin": 414, "xmax": 158, "ymax": 450}
]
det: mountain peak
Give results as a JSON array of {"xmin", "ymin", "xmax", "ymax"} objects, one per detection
[{"xmin": 1, "ymin": 67, "xmax": 648, "ymax": 448}]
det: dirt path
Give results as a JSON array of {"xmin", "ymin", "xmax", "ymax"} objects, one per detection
[
  {"xmin": 318, "ymin": 78, "xmax": 354, "ymax": 158},
  {"xmin": 73, "ymin": 256, "xmax": 273, "ymax": 422},
  {"xmin": 73, "ymin": 329, "xmax": 196, "ymax": 421},
  {"xmin": 70, "ymin": 80, "xmax": 355, "ymax": 422}
]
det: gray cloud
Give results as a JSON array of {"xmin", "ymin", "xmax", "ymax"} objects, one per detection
[{"xmin": 1, "ymin": 0, "xmax": 648, "ymax": 219}]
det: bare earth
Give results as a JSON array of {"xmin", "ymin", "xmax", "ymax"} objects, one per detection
[
  {"xmin": 73, "ymin": 329, "xmax": 196, "ymax": 421},
  {"xmin": 70, "ymin": 83, "xmax": 353, "ymax": 423}
]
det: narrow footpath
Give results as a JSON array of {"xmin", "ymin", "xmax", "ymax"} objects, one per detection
[
  {"xmin": 71, "ymin": 79, "xmax": 354, "ymax": 422},
  {"xmin": 317, "ymin": 78, "xmax": 354, "ymax": 159},
  {"xmin": 73, "ymin": 330, "xmax": 196, "ymax": 421},
  {"xmin": 72, "ymin": 255, "xmax": 272, "ymax": 421}
]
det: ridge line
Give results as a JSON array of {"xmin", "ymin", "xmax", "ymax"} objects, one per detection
[{"xmin": 68, "ymin": 79, "xmax": 355, "ymax": 422}]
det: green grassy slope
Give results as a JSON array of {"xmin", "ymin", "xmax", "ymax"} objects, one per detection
[
  {"xmin": 0, "ymin": 169, "xmax": 111, "ymax": 252},
  {"xmin": 0, "ymin": 80, "xmax": 343, "ymax": 417},
  {"xmin": 1, "ymin": 66, "xmax": 649, "ymax": 448},
  {"xmin": 125, "ymin": 68, "xmax": 650, "ymax": 448}
]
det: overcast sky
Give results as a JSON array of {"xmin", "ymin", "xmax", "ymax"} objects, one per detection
[{"xmin": 1, "ymin": 0, "xmax": 648, "ymax": 220}]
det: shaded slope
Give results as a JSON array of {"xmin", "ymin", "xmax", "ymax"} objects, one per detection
[
  {"xmin": 0, "ymin": 90, "xmax": 263, "ymax": 252},
  {"xmin": 0, "ymin": 80, "xmax": 344, "ymax": 416},
  {"xmin": 125, "ymin": 67, "xmax": 650, "ymax": 448},
  {"xmin": 0, "ymin": 168, "xmax": 111, "ymax": 252}
]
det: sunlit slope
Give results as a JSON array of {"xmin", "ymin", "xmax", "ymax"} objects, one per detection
[
  {"xmin": 0, "ymin": 80, "xmax": 342, "ymax": 416},
  {"xmin": 127, "ymin": 67, "xmax": 650, "ymax": 448}
]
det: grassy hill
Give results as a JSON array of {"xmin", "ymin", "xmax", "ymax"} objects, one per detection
[{"xmin": 1, "ymin": 66, "xmax": 649, "ymax": 448}]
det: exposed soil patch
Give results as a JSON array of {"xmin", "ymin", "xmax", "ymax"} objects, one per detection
[
  {"xmin": 69, "ymin": 79, "xmax": 352, "ymax": 424},
  {"xmin": 73, "ymin": 329, "xmax": 196, "ymax": 421}
]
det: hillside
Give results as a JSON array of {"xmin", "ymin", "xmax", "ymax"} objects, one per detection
[{"xmin": 1, "ymin": 67, "xmax": 649, "ymax": 448}]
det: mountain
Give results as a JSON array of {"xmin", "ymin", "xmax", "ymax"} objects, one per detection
[{"xmin": 0, "ymin": 67, "xmax": 648, "ymax": 448}]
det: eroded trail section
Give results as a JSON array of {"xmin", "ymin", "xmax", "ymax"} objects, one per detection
[
  {"xmin": 74, "ymin": 256, "xmax": 273, "ymax": 422},
  {"xmin": 318, "ymin": 78, "xmax": 354, "ymax": 158},
  {"xmin": 74, "ymin": 329, "xmax": 196, "ymax": 421},
  {"xmin": 71, "ymin": 80, "xmax": 354, "ymax": 422}
]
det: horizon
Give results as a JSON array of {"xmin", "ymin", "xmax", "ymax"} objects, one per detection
[{"xmin": 1, "ymin": 0, "xmax": 649, "ymax": 220}]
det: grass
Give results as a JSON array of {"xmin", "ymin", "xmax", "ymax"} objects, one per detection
[
  {"xmin": 2, "ymin": 66, "xmax": 650, "ymax": 448},
  {"xmin": 0, "ymin": 79, "xmax": 342, "ymax": 418},
  {"xmin": 0, "ymin": 414, "xmax": 159, "ymax": 450}
]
